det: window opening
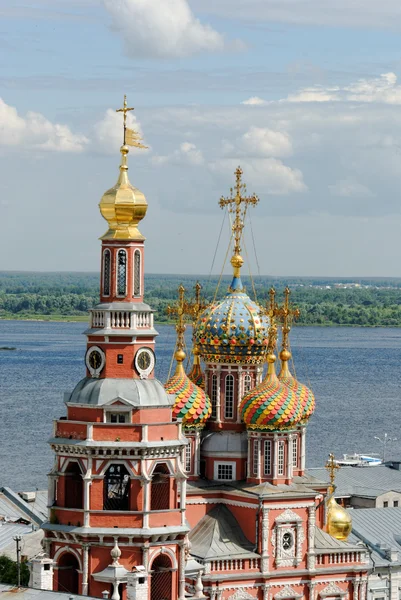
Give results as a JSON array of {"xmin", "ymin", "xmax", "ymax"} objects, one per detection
[
  {"xmin": 185, "ymin": 444, "xmax": 191, "ymax": 473},
  {"xmin": 292, "ymin": 437, "xmax": 298, "ymax": 468},
  {"xmin": 244, "ymin": 374, "xmax": 252, "ymax": 394},
  {"xmin": 110, "ymin": 413, "xmax": 127, "ymax": 424},
  {"xmin": 282, "ymin": 532, "xmax": 293, "ymax": 550},
  {"xmin": 211, "ymin": 374, "xmax": 217, "ymax": 419},
  {"xmin": 253, "ymin": 440, "xmax": 260, "ymax": 475},
  {"xmin": 134, "ymin": 250, "xmax": 141, "ymax": 297},
  {"xmin": 103, "ymin": 249, "xmax": 111, "ymax": 297},
  {"xmin": 117, "ymin": 249, "xmax": 127, "ymax": 296},
  {"xmin": 217, "ymin": 464, "xmax": 233, "ymax": 480},
  {"xmin": 151, "ymin": 464, "xmax": 170, "ymax": 510},
  {"xmin": 264, "ymin": 440, "xmax": 272, "ymax": 475},
  {"xmin": 278, "ymin": 441, "xmax": 285, "ymax": 476},
  {"xmin": 117, "ymin": 354, "xmax": 124, "ymax": 364},
  {"xmin": 64, "ymin": 462, "xmax": 83, "ymax": 509},
  {"xmin": 225, "ymin": 374, "xmax": 234, "ymax": 419},
  {"xmin": 104, "ymin": 464, "xmax": 130, "ymax": 510}
]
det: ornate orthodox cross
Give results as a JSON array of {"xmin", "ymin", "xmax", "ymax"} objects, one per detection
[
  {"xmin": 325, "ymin": 453, "xmax": 340, "ymax": 487},
  {"xmin": 277, "ymin": 287, "xmax": 300, "ymax": 352},
  {"xmin": 219, "ymin": 167, "xmax": 259, "ymax": 257},
  {"xmin": 116, "ymin": 95, "xmax": 134, "ymax": 145},
  {"xmin": 116, "ymin": 94, "xmax": 147, "ymax": 149},
  {"xmin": 167, "ymin": 284, "xmax": 207, "ymax": 353},
  {"xmin": 267, "ymin": 287, "xmax": 279, "ymax": 353}
]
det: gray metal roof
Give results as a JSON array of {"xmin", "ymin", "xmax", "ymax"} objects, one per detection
[
  {"xmin": 0, "ymin": 523, "xmax": 32, "ymax": 552},
  {"xmin": 201, "ymin": 431, "xmax": 247, "ymax": 454},
  {"xmin": 0, "ymin": 488, "xmax": 47, "ymax": 526},
  {"xmin": 350, "ymin": 507, "xmax": 401, "ymax": 566},
  {"xmin": 66, "ymin": 377, "xmax": 174, "ymax": 408},
  {"xmin": 1, "ymin": 529, "xmax": 44, "ymax": 561},
  {"xmin": 189, "ymin": 504, "xmax": 258, "ymax": 561},
  {"xmin": 307, "ymin": 465, "xmax": 401, "ymax": 498},
  {"xmin": 314, "ymin": 527, "xmax": 362, "ymax": 553},
  {"xmin": 0, "ymin": 584, "xmax": 98, "ymax": 598}
]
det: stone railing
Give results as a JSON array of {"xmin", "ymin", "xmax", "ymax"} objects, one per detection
[
  {"xmin": 316, "ymin": 551, "xmax": 363, "ymax": 566},
  {"xmin": 208, "ymin": 557, "xmax": 260, "ymax": 572},
  {"xmin": 90, "ymin": 311, "xmax": 153, "ymax": 329}
]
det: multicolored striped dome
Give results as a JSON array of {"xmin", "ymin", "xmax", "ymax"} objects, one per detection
[
  {"xmin": 165, "ymin": 364, "xmax": 211, "ymax": 429},
  {"xmin": 240, "ymin": 356, "xmax": 303, "ymax": 431},
  {"xmin": 278, "ymin": 352, "xmax": 316, "ymax": 423},
  {"xmin": 194, "ymin": 276, "xmax": 269, "ymax": 365}
]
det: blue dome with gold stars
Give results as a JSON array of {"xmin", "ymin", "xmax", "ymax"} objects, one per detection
[{"xmin": 194, "ymin": 275, "xmax": 269, "ymax": 365}]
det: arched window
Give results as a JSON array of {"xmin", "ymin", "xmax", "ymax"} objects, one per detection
[
  {"xmin": 150, "ymin": 555, "xmax": 173, "ymax": 600},
  {"xmin": 151, "ymin": 464, "xmax": 170, "ymax": 511},
  {"xmin": 244, "ymin": 374, "xmax": 252, "ymax": 394},
  {"xmin": 292, "ymin": 437, "xmax": 298, "ymax": 468},
  {"xmin": 57, "ymin": 553, "xmax": 79, "ymax": 594},
  {"xmin": 104, "ymin": 464, "xmax": 130, "ymax": 510},
  {"xmin": 117, "ymin": 249, "xmax": 127, "ymax": 296},
  {"xmin": 211, "ymin": 374, "xmax": 218, "ymax": 419},
  {"xmin": 103, "ymin": 249, "xmax": 111, "ymax": 296},
  {"xmin": 134, "ymin": 250, "xmax": 141, "ymax": 297},
  {"xmin": 264, "ymin": 440, "xmax": 272, "ymax": 475},
  {"xmin": 64, "ymin": 462, "xmax": 83, "ymax": 509},
  {"xmin": 225, "ymin": 374, "xmax": 234, "ymax": 419}
]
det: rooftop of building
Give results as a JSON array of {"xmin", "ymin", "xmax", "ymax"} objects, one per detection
[
  {"xmin": 0, "ymin": 585, "xmax": 98, "ymax": 599},
  {"xmin": 350, "ymin": 507, "xmax": 401, "ymax": 567},
  {"xmin": 307, "ymin": 463, "xmax": 401, "ymax": 499}
]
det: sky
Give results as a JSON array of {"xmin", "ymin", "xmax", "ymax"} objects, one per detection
[{"xmin": 2, "ymin": 1, "xmax": 401, "ymax": 277}]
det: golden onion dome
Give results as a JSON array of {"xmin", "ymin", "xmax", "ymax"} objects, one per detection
[
  {"xmin": 165, "ymin": 350, "xmax": 212, "ymax": 429},
  {"xmin": 239, "ymin": 353, "xmax": 303, "ymax": 430},
  {"xmin": 99, "ymin": 145, "xmax": 148, "ymax": 241},
  {"xmin": 278, "ymin": 350, "xmax": 316, "ymax": 423},
  {"xmin": 326, "ymin": 490, "xmax": 352, "ymax": 541}
]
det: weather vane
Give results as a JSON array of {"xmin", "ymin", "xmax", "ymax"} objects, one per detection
[{"xmin": 116, "ymin": 94, "xmax": 148, "ymax": 149}]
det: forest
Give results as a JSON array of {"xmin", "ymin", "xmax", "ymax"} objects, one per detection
[{"xmin": 1, "ymin": 271, "xmax": 401, "ymax": 327}]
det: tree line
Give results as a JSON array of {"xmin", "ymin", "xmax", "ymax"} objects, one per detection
[{"xmin": 1, "ymin": 271, "xmax": 401, "ymax": 327}]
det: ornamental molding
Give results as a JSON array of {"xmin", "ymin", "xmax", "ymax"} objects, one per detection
[
  {"xmin": 275, "ymin": 508, "xmax": 303, "ymax": 523},
  {"xmin": 274, "ymin": 585, "xmax": 303, "ymax": 599},
  {"xmin": 186, "ymin": 498, "xmax": 257, "ymax": 509},
  {"xmin": 228, "ymin": 590, "xmax": 255, "ymax": 600},
  {"xmin": 319, "ymin": 582, "xmax": 347, "ymax": 597}
]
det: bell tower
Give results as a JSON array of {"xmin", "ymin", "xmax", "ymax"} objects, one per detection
[{"xmin": 41, "ymin": 97, "xmax": 190, "ymax": 600}]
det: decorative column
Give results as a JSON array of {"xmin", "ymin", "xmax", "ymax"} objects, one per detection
[
  {"xmin": 272, "ymin": 434, "xmax": 279, "ymax": 480},
  {"xmin": 295, "ymin": 521, "xmax": 303, "ymax": 565},
  {"xmin": 237, "ymin": 366, "xmax": 243, "ymax": 423},
  {"xmin": 179, "ymin": 542, "xmax": 186, "ymax": 600},
  {"xmin": 216, "ymin": 366, "xmax": 222, "ymax": 424},
  {"xmin": 180, "ymin": 477, "xmax": 187, "ymax": 526},
  {"xmin": 82, "ymin": 543, "xmax": 89, "ymax": 596},
  {"xmin": 261, "ymin": 505, "xmax": 270, "ymax": 573},
  {"xmin": 353, "ymin": 580, "xmax": 360, "ymax": 600},
  {"xmin": 308, "ymin": 581, "xmax": 315, "ymax": 600},
  {"xmin": 247, "ymin": 437, "xmax": 252, "ymax": 478},
  {"xmin": 360, "ymin": 577, "xmax": 367, "ymax": 600},
  {"xmin": 142, "ymin": 477, "xmax": 150, "ymax": 528},
  {"xmin": 263, "ymin": 583, "xmax": 270, "ymax": 600},
  {"xmin": 83, "ymin": 457, "xmax": 92, "ymax": 528},
  {"xmin": 307, "ymin": 505, "xmax": 316, "ymax": 570},
  {"xmin": 287, "ymin": 434, "xmax": 294, "ymax": 480},
  {"xmin": 143, "ymin": 546, "xmax": 149, "ymax": 571},
  {"xmin": 300, "ymin": 426, "xmax": 306, "ymax": 473}
]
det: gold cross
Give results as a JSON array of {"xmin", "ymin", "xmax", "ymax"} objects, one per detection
[
  {"xmin": 266, "ymin": 287, "xmax": 278, "ymax": 353},
  {"xmin": 277, "ymin": 287, "xmax": 300, "ymax": 352},
  {"xmin": 325, "ymin": 453, "xmax": 340, "ymax": 486},
  {"xmin": 167, "ymin": 284, "xmax": 209, "ymax": 354},
  {"xmin": 219, "ymin": 167, "xmax": 259, "ymax": 257},
  {"xmin": 116, "ymin": 94, "xmax": 134, "ymax": 145}
]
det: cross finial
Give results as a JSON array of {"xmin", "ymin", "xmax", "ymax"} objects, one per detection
[
  {"xmin": 277, "ymin": 287, "xmax": 300, "ymax": 353},
  {"xmin": 267, "ymin": 287, "xmax": 278, "ymax": 353},
  {"xmin": 219, "ymin": 166, "xmax": 259, "ymax": 263},
  {"xmin": 325, "ymin": 453, "xmax": 340, "ymax": 487},
  {"xmin": 116, "ymin": 94, "xmax": 135, "ymax": 145},
  {"xmin": 167, "ymin": 285, "xmax": 187, "ymax": 358}
]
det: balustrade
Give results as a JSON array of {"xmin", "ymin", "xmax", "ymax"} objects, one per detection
[{"xmin": 91, "ymin": 310, "xmax": 152, "ymax": 329}]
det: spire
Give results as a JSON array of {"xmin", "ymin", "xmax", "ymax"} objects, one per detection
[
  {"xmin": 277, "ymin": 287, "xmax": 300, "ymax": 378},
  {"xmin": 99, "ymin": 94, "xmax": 148, "ymax": 241},
  {"xmin": 167, "ymin": 285, "xmax": 188, "ymax": 375},
  {"xmin": 188, "ymin": 282, "xmax": 207, "ymax": 388},
  {"xmin": 219, "ymin": 166, "xmax": 259, "ymax": 292}
]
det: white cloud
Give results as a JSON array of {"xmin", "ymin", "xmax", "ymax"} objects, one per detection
[
  {"xmin": 241, "ymin": 97, "xmax": 268, "ymax": 106},
  {"xmin": 282, "ymin": 72, "xmax": 401, "ymax": 105},
  {"xmin": 241, "ymin": 126, "xmax": 293, "ymax": 158},
  {"xmin": 329, "ymin": 177, "xmax": 375, "ymax": 198},
  {"xmin": 103, "ymin": 0, "xmax": 228, "ymax": 58},
  {"xmin": 93, "ymin": 108, "xmax": 150, "ymax": 155},
  {"xmin": 0, "ymin": 98, "xmax": 88, "ymax": 153},
  {"xmin": 210, "ymin": 158, "xmax": 307, "ymax": 196},
  {"xmin": 152, "ymin": 141, "xmax": 204, "ymax": 166}
]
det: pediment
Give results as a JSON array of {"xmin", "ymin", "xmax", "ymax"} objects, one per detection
[
  {"xmin": 275, "ymin": 508, "xmax": 303, "ymax": 523},
  {"xmin": 275, "ymin": 585, "xmax": 303, "ymax": 599},
  {"xmin": 320, "ymin": 582, "xmax": 347, "ymax": 597}
]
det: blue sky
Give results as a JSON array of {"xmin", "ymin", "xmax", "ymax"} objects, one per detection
[{"xmin": 2, "ymin": 0, "xmax": 401, "ymax": 276}]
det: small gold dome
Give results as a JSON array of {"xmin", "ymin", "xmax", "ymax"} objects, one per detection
[
  {"xmin": 280, "ymin": 349, "xmax": 292, "ymax": 362},
  {"xmin": 326, "ymin": 495, "xmax": 352, "ymax": 541},
  {"xmin": 99, "ymin": 145, "xmax": 148, "ymax": 240},
  {"xmin": 175, "ymin": 349, "xmax": 186, "ymax": 363}
]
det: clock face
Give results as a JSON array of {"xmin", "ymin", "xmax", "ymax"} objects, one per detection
[
  {"xmin": 85, "ymin": 346, "xmax": 105, "ymax": 378},
  {"xmin": 134, "ymin": 348, "xmax": 155, "ymax": 379}
]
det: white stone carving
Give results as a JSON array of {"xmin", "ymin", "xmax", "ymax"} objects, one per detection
[
  {"xmin": 319, "ymin": 582, "xmax": 347, "ymax": 597},
  {"xmin": 275, "ymin": 585, "xmax": 302, "ymax": 599},
  {"xmin": 275, "ymin": 508, "xmax": 303, "ymax": 523},
  {"xmin": 228, "ymin": 589, "xmax": 255, "ymax": 600}
]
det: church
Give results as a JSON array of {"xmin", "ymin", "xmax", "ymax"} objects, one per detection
[{"xmin": 32, "ymin": 97, "xmax": 369, "ymax": 600}]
